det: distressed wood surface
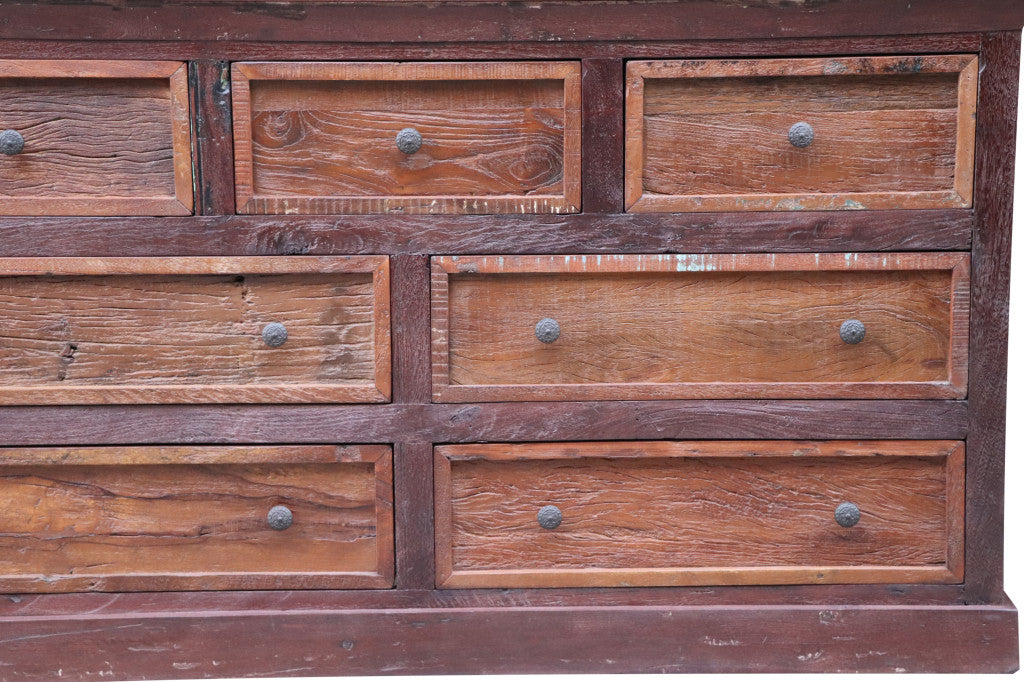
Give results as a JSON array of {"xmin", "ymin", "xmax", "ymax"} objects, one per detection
[
  {"xmin": 0, "ymin": 1, "xmax": 1020, "ymax": 43},
  {"xmin": 0, "ymin": 60, "xmax": 193, "ymax": 216},
  {"xmin": 0, "ymin": 444, "xmax": 393, "ymax": 592},
  {"xmin": 433, "ymin": 253, "xmax": 970, "ymax": 402},
  {"xmin": 436, "ymin": 441, "xmax": 964, "ymax": 588},
  {"xmin": 0, "ymin": 210, "xmax": 974, "ymax": 257},
  {"xmin": 0, "ymin": 601, "xmax": 1014, "ymax": 678},
  {"xmin": 965, "ymin": 32, "xmax": 1021, "ymax": 603},
  {"xmin": 233, "ymin": 61, "xmax": 581, "ymax": 214},
  {"xmin": 581, "ymin": 58, "xmax": 624, "ymax": 212},
  {"xmin": 0, "ymin": 256, "xmax": 390, "ymax": 404},
  {"xmin": 0, "ymin": 400, "xmax": 970, "ymax": 445},
  {"xmin": 190, "ymin": 60, "xmax": 236, "ymax": 215},
  {"xmin": 626, "ymin": 55, "xmax": 978, "ymax": 212}
]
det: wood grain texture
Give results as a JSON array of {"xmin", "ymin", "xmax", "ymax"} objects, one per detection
[
  {"xmin": 626, "ymin": 55, "xmax": 978, "ymax": 212},
  {"xmin": 436, "ymin": 441, "xmax": 964, "ymax": 588},
  {"xmin": 0, "ymin": 256, "xmax": 390, "ymax": 404},
  {"xmin": 432, "ymin": 253, "xmax": 970, "ymax": 402},
  {"xmin": 0, "ymin": 444, "xmax": 393, "ymax": 592},
  {"xmin": 0, "ymin": 400, "xmax": 969, "ymax": 446},
  {"xmin": 0, "ymin": 210, "xmax": 974, "ymax": 257},
  {"xmin": 0, "ymin": 602, "xmax": 1016, "ymax": 678},
  {"xmin": 965, "ymin": 31, "xmax": 1021, "ymax": 603},
  {"xmin": 581, "ymin": 58, "xmax": 624, "ymax": 212},
  {"xmin": 233, "ymin": 61, "xmax": 581, "ymax": 214},
  {"xmin": 190, "ymin": 60, "xmax": 236, "ymax": 215},
  {"xmin": 0, "ymin": 1, "xmax": 1019, "ymax": 43},
  {"xmin": 0, "ymin": 60, "xmax": 193, "ymax": 216}
]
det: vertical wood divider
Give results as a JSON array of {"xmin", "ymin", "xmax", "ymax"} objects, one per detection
[
  {"xmin": 965, "ymin": 30, "xmax": 1021, "ymax": 603},
  {"xmin": 189, "ymin": 60, "xmax": 236, "ymax": 215},
  {"xmin": 581, "ymin": 58, "xmax": 625, "ymax": 213}
]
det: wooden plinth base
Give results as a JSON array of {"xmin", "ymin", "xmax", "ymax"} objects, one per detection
[{"xmin": 1, "ymin": 596, "xmax": 1017, "ymax": 677}]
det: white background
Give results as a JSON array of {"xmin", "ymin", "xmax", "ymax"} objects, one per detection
[{"xmin": 185, "ymin": 36, "xmax": 1024, "ymax": 682}]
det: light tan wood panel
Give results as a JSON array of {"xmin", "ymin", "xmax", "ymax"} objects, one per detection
[
  {"xmin": 435, "ymin": 441, "xmax": 964, "ymax": 588},
  {"xmin": 625, "ymin": 55, "xmax": 978, "ymax": 212},
  {"xmin": 233, "ymin": 61, "xmax": 581, "ymax": 214},
  {"xmin": 431, "ymin": 253, "xmax": 969, "ymax": 402},
  {"xmin": 0, "ymin": 256, "xmax": 390, "ymax": 404},
  {"xmin": 0, "ymin": 445, "xmax": 393, "ymax": 592},
  {"xmin": 0, "ymin": 60, "xmax": 193, "ymax": 216}
]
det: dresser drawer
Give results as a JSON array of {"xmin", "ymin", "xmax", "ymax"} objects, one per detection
[
  {"xmin": 0, "ymin": 256, "xmax": 390, "ymax": 404},
  {"xmin": 0, "ymin": 445, "xmax": 393, "ymax": 592},
  {"xmin": 232, "ymin": 61, "xmax": 581, "ymax": 214},
  {"xmin": 0, "ymin": 60, "xmax": 193, "ymax": 216},
  {"xmin": 625, "ymin": 55, "xmax": 978, "ymax": 212},
  {"xmin": 435, "ymin": 441, "xmax": 964, "ymax": 589},
  {"xmin": 431, "ymin": 253, "xmax": 969, "ymax": 402}
]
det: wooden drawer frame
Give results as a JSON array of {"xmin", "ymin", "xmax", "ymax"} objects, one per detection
[
  {"xmin": 231, "ymin": 61, "xmax": 583, "ymax": 215},
  {"xmin": 0, "ymin": 256, "xmax": 392, "ymax": 404},
  {"xmin": 431, "ymin": 252, "xmax": 971, "ymax": 402},
  {"xmin": 625, "ymin": 54, "xmax": 980, "ymax": 213},
  {"xmin": 0, "ymin": 60, "xmax": 194, "ymax": 216},
  {"xmin": 435, "ymin": 440, "xmax": 966, "ymax": 589}
]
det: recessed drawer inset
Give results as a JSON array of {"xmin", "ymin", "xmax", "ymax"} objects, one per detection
[
  {"xmin": 0, "ymin": 256, "xmax": 390, "ymax": 404},
  {"xmin": 435, "ymin": 441, "xmax": 964, "ymax": 589},
  {"xmin": 625, "ymin": 55, "xmax": 979, "ymax": 212},
  {"xmin": 0, "ymin": 445, "xmax": 394, "ymax": 592},
  {"xmin": 232, "ymin": 61, "xmax": 582, "ymax": 214},
  {"xmin": 431, "ymin": 253, "xmax": 969, "ymax": 402},
  {"xmin": 0, "ymin": 60, "xmax": 193, "ymax": 216}
]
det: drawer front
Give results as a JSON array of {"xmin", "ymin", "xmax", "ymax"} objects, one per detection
[
  {"xmin": 435, "ymin": 441, "xmax": 964, "ymax": 589},
  {"xmin": 0, "ymin": 60, "xmax": 192, "ymax": 216},
  {"xmin": 0, "ymin": 445, "xmax": 393, "ymax": 592},
  {"xmin": 232, "ymin": 61, "xmax": 581, "ymax": 214},
  {"xmin": 0, "ymin": 256, "xmax": 390, "ymax": 404},
  {"xmin": 625, "ymin": 55, "xmax": 978, "ymax": 212},
  {"xmin": 431, "ymin": 253, "xmax": 969, "ymax": 402}
]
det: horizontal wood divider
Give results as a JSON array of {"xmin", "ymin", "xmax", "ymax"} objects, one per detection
[
  {"xmin": 0, "ymin": 34, "xmax": 984, "ymax": 62},
  {"xmin": 0, "ymin": 400, "xmax": 967, "ymax": 445},
  {"xmin": 0, "ymin": 211, "xmax": 972, "ymax": 257},
  {"xmin": 0, "ymin": 1, "xmax": 1017, "ymax": 43},
  {"xmin": 0, "ymin": 601, "xmax": 1016, "ymax": 677}
]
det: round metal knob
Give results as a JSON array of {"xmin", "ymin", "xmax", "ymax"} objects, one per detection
[
  {"xmin": 535, "ymin": 318, "xmax": 561, "ymax": 344},
  {"xmin": 267, "ymin": 505, "xmax": 293, "ymax": 531},
  {"xmin": 788, "ymin": 122, "xmax": 814, "ymax": 148},
  {"xmin": 839, "ymin": 319, "xmax": 866, "ymax": 345},
  {"xmin": 834, "ymin": 502, "xmax": 861, "ymax": 528},
  {"xmin": 396, "ymin": 127, "xmax": 423, "ymax": 154},
  {"xmin": 261, "ymin": 322, "xmax": 288, "ymax": 347},
  {"xmin": 537, "ymin": 505, "xmax": 563, "ymax": 530},
  {"xmin": 0, "ymin": 129, "xmax": 25, "ymax": 155}
]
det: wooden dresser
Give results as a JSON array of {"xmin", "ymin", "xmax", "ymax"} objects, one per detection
[{"xmin": 0, "ymin": 0, "xmax": 1022, "ymax": 676}]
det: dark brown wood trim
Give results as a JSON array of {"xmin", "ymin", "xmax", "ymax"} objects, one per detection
[
  {"xmin": 189, "ymin": 60, "xmax": 236, "ymax": 215},
  {"xmin": 0, "ymin": 33, "xmax": 985, "ymax": 61},
  {"xmin": 581, "ymin": 58, "xmax": 624, "ymax": 213},
  {"xmin": 0, "ymin": 601, "xmax": 1015, "ymax": 678},
  {"xmin": 0, "ymin": 2, "xmax": 1018, "ymax": 43},
  {"xmin": 964, "ymin": 31, "xmax": 1021, "ymax": 604},
  {"xmin": 393, "ymin": 442, "xmax": 435, "ymax": 589},
  {"xmin": 0, "ymin": 211, "xmax": 973, "ymax": 257},
  {"xmin": 0, "ymin": 401, "xmax": 968, "ymax": 446},
  {"xmin": 390, "ymin": 255, "xmax": 432, "ymax": 404}
]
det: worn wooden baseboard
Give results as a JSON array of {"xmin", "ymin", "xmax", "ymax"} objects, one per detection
[{"xmin": 0, "ymin": 598, "xmax": 1016, "ymax": 677}]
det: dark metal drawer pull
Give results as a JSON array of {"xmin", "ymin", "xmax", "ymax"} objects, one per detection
[
  {"xmin": 535, "ymin": 318, "xmax": 561, "ymax": 344},
  {"xmin": 788, "ymin": 121, "xmax": 814, "ymax": 148},
  {"xmin": 396, "ymin": 127, "xmax": 423, "ymax": 154}
]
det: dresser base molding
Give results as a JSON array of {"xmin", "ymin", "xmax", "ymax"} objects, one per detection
[{"xmin": 0, "ymin": 599, "xmax": 1016, "ymax": 677}]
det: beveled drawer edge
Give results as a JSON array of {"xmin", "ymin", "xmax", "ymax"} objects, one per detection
[{"xmin": 434, "ymin": 440, "xmax": 965, "ymax": 590}]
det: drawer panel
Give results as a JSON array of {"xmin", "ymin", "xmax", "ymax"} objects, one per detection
[
  {"xmin": 0, "ymin": 60, "xmax": 192, "ymax": 216},
  {"xmin": 0, "ymin": 256, "xmax": 390, "ymax": 404},
  {"xmin": 625, "ymin": 55, "xmax": 978, "ymax": 212},
  {"xmin": 0, "ymin": 445, "xmax": 393, "ymax": 592},
  {"xmin": 232, "ymin": 61, "xmax": 581, "ymax": 214},
  {"xmin": 435, "ymin": 441, "xmax": 964, "ymax": 589},
  {"xmin": 431, "ymin": 253, "xmax": 969, "ymax": 402}
]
